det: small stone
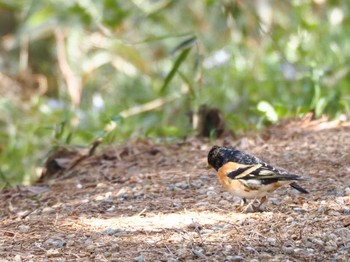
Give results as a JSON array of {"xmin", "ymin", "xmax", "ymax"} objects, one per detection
[
  {"xmin": 270, "ymin": 198, "xmax": 281, "ymax": 205},
  {"xmin": 210, "ymin": 224, "xmax": 225, "ymax": 230},
  {"xmin": 14, "ymin": 255, "xmax": 21, "ymax": 262},
  {"xmin": 218, "ymin": 199, "xmax": 230, "ymax": 206},
  {"xmin": 106, "ymin": 205, "xmax": 116, "ymax": 212},
  {"xmin": 125, "ymin": 205, "xmax": 133, "ymax": 210},
  {"xmin": 66, "ymin": 240, "xmax": 74, "ymax": 247},
  {"xmin": 108, "ymin": 243, "xmax": 120, "ymax": 252},
  {"xmin": 167, "ymin": 258, "xmax": 178, "ymax": 262},
  {"xmin": 224, "ymin": 244, "xmax": 233, "ymax": 252},
  {"xmin": 283, "ymin": 240, "xmax": 294, "ymax": 247},
  {"xmin": 226, "ymin": 255, "xmax": 243, "ymax": 261},
  {"xmin": 191, "ymin": 181, "xmax": 204, "ymax": 188},
  {"xmin": 310, "ymin": 237, "xmax": 324, "ymax": 246},
  {"xmin": 336, "ymin": 197, "xmax": 345, "ymax": 205},
  {"xmin": 174, "ymin": 181, "xmax": 188, "ymax": 190},
  {"xmin": 102, "ymin": 228, "xmax": 122, "ymax": 235},
  {"xmin": 199, "ymin": 229, "xmax": 212, "ymax": 235},
  {"xmin": 192, "ymin": 248, "xmax": 206, "ymax": 258},
  {"xmin": 34, "ymin": 242, "xmax": 42, "ymax": 249},
  {"xmin": 259, "ymin": 252, "xmax": 272, "ymax": 259},
  {"xmin": 267, "ymin": 237, "xmax": 276, "ymax": 245},
  {"xmin": 206, "ymin": 190, "xmax": 218, "ymax": 199},
  {"xmin": 325, "ymin": 240, "xmax": 338, "ymax": 252},
  {"xmin": 95, "ymin": 195, "xmax": 105, "ymax": 201},
  {"xmin": 187, "ymin": 221, "xmax": 202, "ymax": 230},
  {"xmin": 286, "ymin": 217, "xmax": 294, "ymax": 223},
  {"xmin": 45, "ymin": 238, "xmax": 66, "ymax": 248},
  {"xmin": 176, "ymin": 248, "xmax": 187, "ymax": 258},
  {"xmin": 46, "ymin": 248, "xmax": 60, "ymax": 257},
  {"xmin": 344, "ymin": 187, "xmax": 350, "ymax": 195},
  {"xmin": 293, "ymin": 207, "xmax": 307, "ymax": 213},
  {"xmin": 328, "ymin": 233, "xmax": 337, "ymax": 241},
  {"xmin": 18, "ymin": 225, "xmax": 30, "ymax": 233},
  {"xmin": 42, "ymin": 207, "xmax": 55, "ymax": 213},
  {"xmin": 195, "ymin": 201, "xmax": 210, "ymax": 207},
  {"xmin": 306, "ymin": 248, "xmax": 314, "ymax": 255},
  {"xmin": 134, "ymin": 255, "xmax": 145, "ymax": 262},
  {"xmin": 342, "ymin": 207, "xmax": 350, "ymax": 214},
  {"xmin": 86, "ymin": 244, "xmax": 96, "ymax": 253},
  {"xmin": 82, "ymin": 238, "xmax": 93, "ymax": 245},
  {"xmin": 304, "ymin": 240, "xmax": 313, "ymax": 248},
  {"xmin": 293, "ymin": 248, "xmax": 304, "ymax": 254},
  {"xmin": 245, "ymin": 246, "xmax": 255, "ymax": 253},
  {"xmin": 282, "ymin": 246, "xmax": 294, "ymax": 254}
]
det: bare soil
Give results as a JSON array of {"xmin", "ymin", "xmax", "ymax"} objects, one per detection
[{"xmin": 1, "ymin": 119, "xmax": 350, "ymax": 262}]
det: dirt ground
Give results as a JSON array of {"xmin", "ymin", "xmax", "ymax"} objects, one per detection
[{"xmin": 1, "ymin": 118, "xmax": 350, "ymax": 262}]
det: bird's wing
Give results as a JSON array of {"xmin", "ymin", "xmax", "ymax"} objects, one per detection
[{"xmin": 227, "ymin": 164, "xmax": 304, "ymax": 184}]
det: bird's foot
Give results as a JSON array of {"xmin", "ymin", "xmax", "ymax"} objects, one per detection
[{"xmin": 235, "ymin": 198, "xmax": 266, "ymax": 213}]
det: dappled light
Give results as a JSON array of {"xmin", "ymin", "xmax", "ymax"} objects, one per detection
[
  {"xmin": 1, "ymin": 1, "xmax": 350, "ymax": 260},
  {"xmin": 81, "ymin": 211, "xmax": 248, "ymax": 232},
  {"xmin": 1, "ymin": 123, "xmax": 350, "ymax": 260}
]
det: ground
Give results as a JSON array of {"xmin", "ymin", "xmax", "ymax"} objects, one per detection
[{"xmin": 1, "ymin": 118, "xmax": 350, "ymax": 262}]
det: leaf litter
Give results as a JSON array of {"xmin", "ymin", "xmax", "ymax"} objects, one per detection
[{"xmin": 1, "ymin": 118, "xmax": 350, "ymax": 261}]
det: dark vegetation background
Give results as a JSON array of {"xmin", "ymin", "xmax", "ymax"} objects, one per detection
[{"xmin": 1, "ymin": 0, "xmax": 349, "ymax": 187}]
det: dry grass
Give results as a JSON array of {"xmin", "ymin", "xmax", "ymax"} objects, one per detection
[{"xmin": 1, "ymin": 119, "xmax": 350, "ymax": 261}]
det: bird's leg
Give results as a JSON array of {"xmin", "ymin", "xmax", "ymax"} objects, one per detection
[
  {"xmin": 253, "ymin": 196, "xmax": 268, "ymax": 212},
  {"xmin": 241, "ymin": 198, "xmax": 258, "ymax": 213},
  {"xmin": 236, "ymin": 198, "xmax": 246, "ymax": 209},
  {"xmin": 240, "ymin": 198, "xmax": 247, "ymax": 207},
  {"xmin": 236, "ymin": 198, "xmax": 247, "ymax": 212}
]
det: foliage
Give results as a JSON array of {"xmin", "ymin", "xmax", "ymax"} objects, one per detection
[{"xmin": 1, "ymin": 0, "xmax": 350, "ymax": 186}]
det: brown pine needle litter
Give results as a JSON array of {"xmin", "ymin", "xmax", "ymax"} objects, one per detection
[{"xmin": 1, "ymin": 119, "xmax": 350, "ymax": 261}]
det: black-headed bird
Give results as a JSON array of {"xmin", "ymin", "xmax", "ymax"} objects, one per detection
[{"xmin": 207, "ymin": 145, "xmax": 308, "ymax": 212}]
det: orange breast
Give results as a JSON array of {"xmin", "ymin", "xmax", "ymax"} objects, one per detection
[{"xmin": 217, "ymin": 162, "xmax": 251, "ymax": 192}]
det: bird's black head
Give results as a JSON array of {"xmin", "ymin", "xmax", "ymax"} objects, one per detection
[
  {"xmin": 207, "ymin": 145, "xmax": 229, "ymax": 171},
  {"xmin": 208, "ymin": 145, "xmax": 244, "ymax": 170},
  {"xmin": 208, "ymin": 145, "xmax": 264, "ymax": 171}
]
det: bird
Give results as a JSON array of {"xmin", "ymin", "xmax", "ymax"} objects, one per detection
[{"xmin": 207, "ymin": 145, "xmax": 308, "ymax": 212}]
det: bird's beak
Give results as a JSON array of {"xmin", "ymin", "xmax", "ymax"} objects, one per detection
[{"xmin": 205, "ymin": 164, "xmax": 212, "ymax": 170}]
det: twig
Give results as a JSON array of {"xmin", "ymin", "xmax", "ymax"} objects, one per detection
[
  {"xmin": 88, "ymin": 138, "xmax": 102, "ymax": 156},
  {"xmin": 119, "ymin": 93, "xmax": 181, "ymax": 118},
  {"xmin": 54, "ymin": 29, "xmax": 82, "ymax": 107}
]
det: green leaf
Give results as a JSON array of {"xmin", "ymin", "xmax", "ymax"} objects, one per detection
[
  {"xmin": 111, "ymin": 115, "xmax": 124, "ymax": 125},
  {"xmin": 178, "ymin": 71, "xmax": 196, "ymax": 98},
  {"xmin": 171, "ymin": 36, "xmax": 197, "ymax": 54},
  {"xmin": 0, "ymin": 168, "xmax": 11, "ymax": 189},
  {"xmin": 160, "ymin": 47, "xmax": 192, "ymax": 94},
  {"xmin": 315, "ymin": 97, "xmax": 327, "ymax": 118},
  {"xmin": 257, "ymin": 101, "xmax": 278, "ymax": 123}
]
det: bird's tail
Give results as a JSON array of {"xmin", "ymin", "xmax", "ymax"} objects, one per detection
[{"xmin": 290, "ymin": 182, "xmax": 309, "ymax": 194}]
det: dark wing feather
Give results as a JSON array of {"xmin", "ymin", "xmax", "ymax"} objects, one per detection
[
  {"xmin": 227, "ymin": 165, "xmax": 305, "ymax": 185},
  {"xmin": 290, "ymin": 182, "xmax": 309, "ymax": 194},
  {"xmin": 226, "ymin": 166, "xmax": 255, "ymax": 179}
]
